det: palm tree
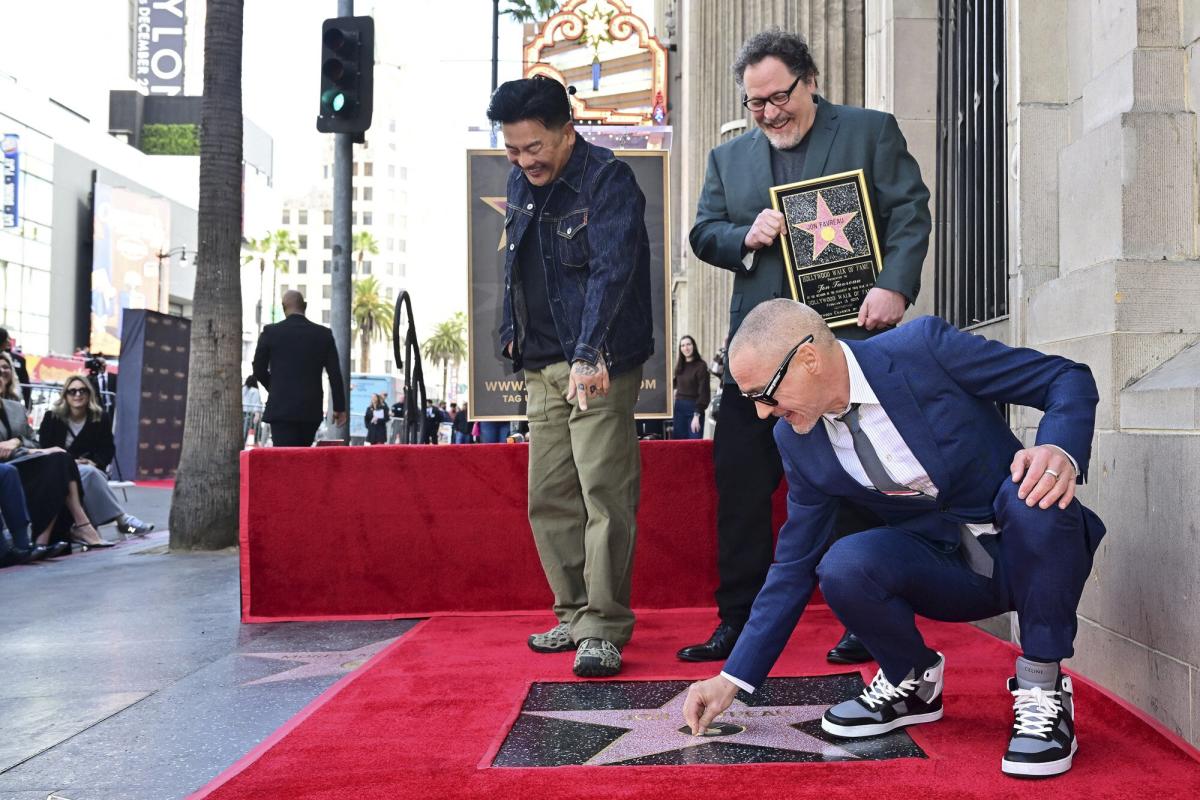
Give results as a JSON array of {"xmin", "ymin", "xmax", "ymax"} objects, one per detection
[
  {"xmin": 352, "ymin": 230, "xmax": 379, "ymax": 275},
  {"xmin": 352, "ymin": 276, "xmax": 393, "ymax": 373},
  {"xmin": 500, "ymin": 0, "xmax": 559, "ymax": 23},
  {"xmin": 268, "ymin": 229, "xmax": 298, "ymax": 323},
  {"xmin": 241, "ymin": 234, "xmax": 270, "ymax": 334},
  {"xmin": 422, "ymin": 312, "xmax": 468, "ymax": 401},
  {"xmin": 170, "ymin": 0, "xmax": 244, "ymax": 551}
]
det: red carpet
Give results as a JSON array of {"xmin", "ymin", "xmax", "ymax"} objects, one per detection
[
  {"xmin": 191, "ymin": 608, "xmax": 1200, "ymax": 799},
  {"xmin": 239, "ymin": 441, "xmax": 787, "ymax": 621}
]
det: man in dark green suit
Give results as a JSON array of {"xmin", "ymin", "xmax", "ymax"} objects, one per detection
[{"xmin": 678, "ymin": 29, "xmax": 931, "ymax": 665}]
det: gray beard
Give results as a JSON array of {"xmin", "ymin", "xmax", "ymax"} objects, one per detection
[{"xmin": 765, "ymin": 126, "xmax": 805, "ymax": 150}]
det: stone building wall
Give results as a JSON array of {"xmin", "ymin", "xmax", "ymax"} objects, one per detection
[
  {"xmin": 676, "ymin": 0, "xmax": 1200, "ymax": 747},
  {"xmin": 1007, "ymin": 0, "xmax": 1200, "ymax": 746}
]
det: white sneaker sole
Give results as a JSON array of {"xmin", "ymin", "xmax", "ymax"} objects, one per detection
[
  {"xmin": 821, "ymin": 708, "xmax": 944, "ymax": 738},
  {"xmin": 1001, "ymin": 738, "xmax": 1077, "ymax": 777}
]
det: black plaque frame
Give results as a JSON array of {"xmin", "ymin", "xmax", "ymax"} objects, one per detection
[{"xmin": 770, "ymin": 169, "xmax": 884, "ymax": 328}]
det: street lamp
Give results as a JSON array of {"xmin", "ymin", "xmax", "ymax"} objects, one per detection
[{"xmin": 155, "ymin": 246, "xmax": 189, "ymax": 313}]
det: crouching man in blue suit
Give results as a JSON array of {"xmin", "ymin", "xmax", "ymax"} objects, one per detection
[{"xmin": 682, "ymin": 300, "xmax": 1105, "ymax": 778}]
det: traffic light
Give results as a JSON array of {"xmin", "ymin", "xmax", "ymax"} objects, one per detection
[{"xmin": 316, "ymin": 16, "xmax": 374, "ymax": 134}]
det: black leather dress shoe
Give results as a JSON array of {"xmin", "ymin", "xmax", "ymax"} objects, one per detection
[
  {"xmin": 676, "ymin": 622, "xmax": 741, "ymax": 662},
  {"xmin": 0, "ymin": 547, "xmax": 34, "ymax": 567},
  {"xmin": 826, "ymin": 630, "xmax": 874, "ymax": 664}
]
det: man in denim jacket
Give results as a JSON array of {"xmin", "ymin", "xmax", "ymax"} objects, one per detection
[{"xmin": 488, "ymin": 77, "xmax": 654, "ymax": 678}]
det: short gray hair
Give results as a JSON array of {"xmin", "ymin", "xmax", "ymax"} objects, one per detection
[
  {"xmin": 729, "ymin": 299, "xmax": 834, "ymax": 370},
  {"xmin": 732, "ymin": 28, "xmax": 820, "ymax": 89}
]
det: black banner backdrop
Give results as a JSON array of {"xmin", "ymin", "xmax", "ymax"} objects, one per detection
[
  {"xmin": 466, "ymin": 149, "xmax": 672, "ymax": 421},
  {"xmin": 114, "ymin": 309, "xmax": 190, "ymax": 480}
]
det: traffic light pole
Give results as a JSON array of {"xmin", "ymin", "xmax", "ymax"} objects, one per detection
[{"xmin": 329, "ymin": 0, "xmax": 354, "ymax": 442}]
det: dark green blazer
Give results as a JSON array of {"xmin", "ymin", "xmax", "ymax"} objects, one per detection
[{"xmin": 689, "ymin": 97, "xmax": 931, "ymax": 366}]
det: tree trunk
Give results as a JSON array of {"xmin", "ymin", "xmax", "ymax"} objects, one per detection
[
  {"xmin": 442, "ymin": 361, "xmax": 449, "ymax": 401},
  {"xmin": 360, "ymin": 328, "xmax": 370, "ymax": 373},
  {"xmin": 169, "ymin": 0, "xmax": 244, "ymax": 551}
]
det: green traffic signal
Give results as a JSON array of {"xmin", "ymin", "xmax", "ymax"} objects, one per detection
[
  {"xmin": 317, "ymin": 16, "xmax": 374, "ymax": 134},
  {"xmin": 321, "ymin": 89, "xmax": 347, "ymax": 115}
]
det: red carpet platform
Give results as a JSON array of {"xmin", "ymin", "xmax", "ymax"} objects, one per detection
[
  {"xmin": 191, "ymin": 609, "xmax": 1200, "ymax": 799},
  {"xmin": 239, "ymin": 441, "xmax": 786, "ymax": 621}
]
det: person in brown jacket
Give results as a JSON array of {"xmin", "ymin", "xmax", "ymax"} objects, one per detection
[{"xmin": 672, "ymin": 336, "xmax": 710, "ymax": 439}]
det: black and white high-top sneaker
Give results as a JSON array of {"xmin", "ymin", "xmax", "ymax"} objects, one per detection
[
  {"xmin": 1002, "ymin": 672, "xmax": 1077, "ymax": 777},
  {"xmin": 821, "ymin": 652, "xmax": 945, "ymax": 738}
]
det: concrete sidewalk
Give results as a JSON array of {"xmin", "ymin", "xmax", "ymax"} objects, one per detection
[{"xmin": 0, "ymin": 486, "xmax": 418, "ymax": 800}]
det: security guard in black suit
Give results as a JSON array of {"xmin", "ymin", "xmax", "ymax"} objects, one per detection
[{"xmin": 252, "ymin": 291, "xmax": 347, "ymax": 447}]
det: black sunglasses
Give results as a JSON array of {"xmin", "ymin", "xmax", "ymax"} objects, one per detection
[
  {"xmin": 739, "ymin": 334, "xmax": 814, "ymax": 407},
  {"xmin": 66, "ymin": 387, "xmax": 91, "ymax": 397},
  {"xmin": 742, "ymin": 74, "xmax": 802, "ymax": 111}
]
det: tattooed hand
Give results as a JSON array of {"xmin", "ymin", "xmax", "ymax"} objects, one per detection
[{"xmin": 566, "ymin": 359, "xmax": 610, "ymax": 410}]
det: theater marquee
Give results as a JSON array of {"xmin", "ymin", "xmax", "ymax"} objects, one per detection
[{"xmin": 466, "ymin": 149, "xmax": 671, "ymax": 421}]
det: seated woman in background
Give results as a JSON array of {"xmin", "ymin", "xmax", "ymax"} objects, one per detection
[
  {"xmin": 0, "ymin": 352, "xmax": 108, "ymax": 554},
  {"xmin": 0, "ymin": 461, "xmax": 37, "ymax": 565},
  {"xmin": 38, "ymin": 375, "xmax": 153, "ymax": 537}
]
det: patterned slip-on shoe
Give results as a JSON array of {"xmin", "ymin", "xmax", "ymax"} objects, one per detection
[
  {"xmin": 528, "ymin": 622, "xmax": 574, "ymax": 653},
  {"xmin": 573, "ymin": 638, "xmax": 622, "ymax": 678}
]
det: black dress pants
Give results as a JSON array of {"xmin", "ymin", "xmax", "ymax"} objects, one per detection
[
  {"xmin": 270, "ymin": 421, "xmax": 320, "ymax": 448},
  {"xmin": 712, "ymin": 384, "xmax": 883, "ymax": 630}
]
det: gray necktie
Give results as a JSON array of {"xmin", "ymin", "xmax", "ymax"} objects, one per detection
[
  {"xmin": 837, "ymin": 404, "xmax": 994, "ymax": 578},
  {"xmin": 838, "ymin": 404, "xmax": 910, "ymax": 494}
]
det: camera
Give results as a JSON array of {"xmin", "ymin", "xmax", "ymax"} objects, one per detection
[
  {"xmin": 83, "ymin": 353, "xmax": 107, "ymax": 374},
  {"xmin": 709, "ymin": 347, "xmax": 726, "ymax": 378}
]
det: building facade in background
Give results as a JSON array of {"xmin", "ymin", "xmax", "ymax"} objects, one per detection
[{"xmin": 673, "ymin": 0, "xmax": 1200, "ymax": 748}]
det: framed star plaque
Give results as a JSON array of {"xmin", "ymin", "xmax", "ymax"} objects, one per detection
[{"xmin": 770, "ymin": 169, "xmax": 883, "ymax": 328}]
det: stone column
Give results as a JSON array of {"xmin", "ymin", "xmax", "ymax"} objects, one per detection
[{"xmin": 864, "ymin": 0, "xmax": 939, "ymax": 318}]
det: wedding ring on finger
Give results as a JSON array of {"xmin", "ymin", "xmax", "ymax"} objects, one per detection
[{"xmin": 1044, "ymin": 468, "xmax": 1060, "ymax": 480}]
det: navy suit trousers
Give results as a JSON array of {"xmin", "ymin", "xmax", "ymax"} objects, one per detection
[{"xmin": 815, "ymin": 479, "xmax": 1096, "ymax": 684}]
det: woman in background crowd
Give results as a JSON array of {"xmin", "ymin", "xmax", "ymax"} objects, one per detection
[
  {"xmin": 242, "ymin": 375, "xmax": 264, "ymax": 444},
  {"xmin": 364, "ymin": 393, "xmax": 390, "ymax": 445},
  {"xmin": 38, "ymin": 375, "xmax": 153, "ymax": 537},
  {"xmin": 0, "ymin": 352, "xmax": 108, "ymax": 554},
  {"xmin": 672, "ymin": 335, "xmax": 710, "ymax": 440}
]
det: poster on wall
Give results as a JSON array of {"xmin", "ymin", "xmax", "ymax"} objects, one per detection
[
  {"xmin": 466, "ymin": 149, "xmax": 671, "ymax": 421},
  {"xmin": 90, "ymin": 181, "xmax": 171, "ymax": 356},
  {"xmin": 1, "ymin": 134, "xmax": 18, "ymax": 228}
]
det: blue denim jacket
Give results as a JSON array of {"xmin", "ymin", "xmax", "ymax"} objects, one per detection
[{"xmin": 499, "ymin": 137, "xmax": 654, "ymax": 377}]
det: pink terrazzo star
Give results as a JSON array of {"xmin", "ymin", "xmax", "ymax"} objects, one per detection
[
  {"xmin": 794, "ymin": 192, "xmax": 858, "ymax": 259},
  {"xmin": 240, "ymin": 638, "xmax": 395, "ymax": 686},
  {"xmin": 523, "ymin": 687, "xmax": 857, "ymax": 765}
]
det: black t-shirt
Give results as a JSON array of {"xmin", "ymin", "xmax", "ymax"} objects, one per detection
[
  {"xmin": 517, "ymin": 182, "xmax": 566, "ymax": 371},
  {"xmin": 769, "ymin": 132, "xmax": 811, "ymax": 187}
]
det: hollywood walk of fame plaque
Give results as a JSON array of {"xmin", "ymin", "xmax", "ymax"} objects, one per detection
[
  {"xmin": 770, "ymin": 169, "xmax": 884, "ymax": 328},
  {"xmin": 491, "ymin": 675, "xmax": 927, "ymax": 767}
]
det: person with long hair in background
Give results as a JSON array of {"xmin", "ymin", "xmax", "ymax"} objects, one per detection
[{"xmin": 672, "ymin": 335, "xmax": 710, "ymax": 439}]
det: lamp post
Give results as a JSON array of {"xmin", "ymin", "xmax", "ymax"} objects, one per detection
[{"xmin": 155, "ymin": 246, "xmax": 189, "ymax": 314}]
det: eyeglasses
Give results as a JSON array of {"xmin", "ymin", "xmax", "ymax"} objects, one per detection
[
  {"xmin": 739, "ymin": 334, "xmax": 814, "ymax": 407},
  {"xmin": 66, "ymin": 387, "xmax": 91, "ymax": 397},
  {"xmin": 742, "ymin": 74, "xmax": 803, "ymax": 112}
]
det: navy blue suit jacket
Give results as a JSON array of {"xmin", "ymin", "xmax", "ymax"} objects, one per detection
[{"xmin": 722, "ymin": 316, "xmax": 1106, "ymax": 689}]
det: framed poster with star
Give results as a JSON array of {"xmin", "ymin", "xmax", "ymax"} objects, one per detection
[
  {"xmin": 466, "ymin": 148, "xmax": 672, "ymax": 421},
  {"xmin": 770, "ymin": 169, "xmax": 884, "ymax": 328}
]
